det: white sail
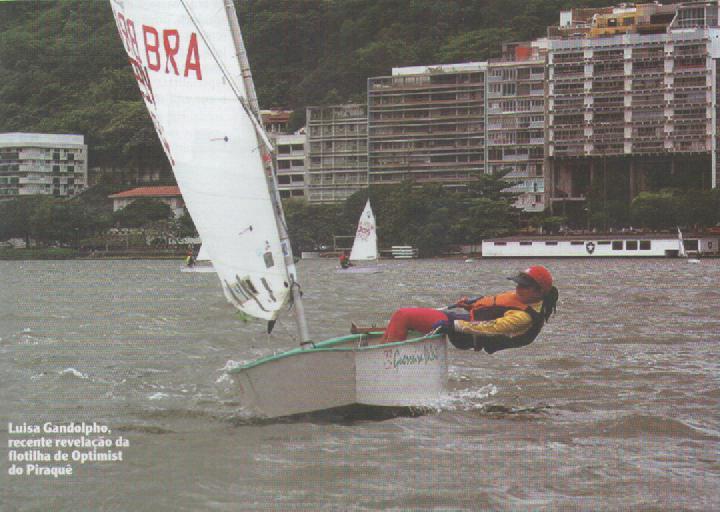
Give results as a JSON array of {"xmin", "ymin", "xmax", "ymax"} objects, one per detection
[
  {"xmin": 349, "ymin": 200, "xmax": 378, "ymax": 261},
  {"xmin": 110, "ymin": 0, "xmax": 296, "ymax": 321},
  {"xmin": 196, "ymin": 244, "xmax": 209, "ymax": 262},
  {"xmin": 677, "ymin": 227, "xmax": 687, "ymax": 258}
]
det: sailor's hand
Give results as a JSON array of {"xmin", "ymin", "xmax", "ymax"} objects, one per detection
[
  {"xmin": 453, "ymin": 296, "xmax": 482, "ymax": 309},
  {"xmin": 431, "ymin": 319, "xmax": 453, "ymax": 334}
]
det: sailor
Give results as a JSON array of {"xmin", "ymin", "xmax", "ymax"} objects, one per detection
[
  {"xmin": 381, "ymin": 265, "xmax": 559, "ymax": 354},
  {"xmin": 339, "ymin": 251, "xmax": 352, "ymax": 269},
  {"xmin": 185, "ymin": 250, "xmax": 195, "ymax": 267}
]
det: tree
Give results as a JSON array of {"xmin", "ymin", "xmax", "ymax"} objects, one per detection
[
  {"xmin": 630, "ymin": 191, "xmax": 679, "ymax": 230},
  {"xmin": 283, "ymin": 198, "xmax": 347, "ymax": 253},
  {"xmin": 28, "ymin": 197, "xmax": 93, "ymax": 246},
  {"xmin": 113, "ymin": 198, "xmax": 174, "ymax": 228},
  {"xmin": 0, "ymin": 197, "xmax": 45, "ymax": 243}
]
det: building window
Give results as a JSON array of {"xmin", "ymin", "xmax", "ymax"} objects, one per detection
[
  {"xmin": 626, "ymin": 240, "xmax": 638, "ymax": 250},
  {"xmin": 519, "ymin": 241, "xmax": 532, "ymax": 246},
  {"xmin": 612, "ymin": 241, "xmax": 623, "ymax": 250},
  {"xmin": 545, "ymin": 241, "xmax": 558, "ymax": 246},
  {"xmin": 570, "ymin": 241, "xmax": 584, "ymax": 245},
  {"xmin": 53, "ymin": 165, "xmax": 60, "ymax": 174},
  {"xmin": 639, "ymin": 240, "xmax": 651, "ymax": 250},
  {"xmin": 494, "ymin": 242, "xmax": 507, "ymax": 246},
  {"xmin": 277, "ymin": 176, "xmax": 291, "ymax": 185}
]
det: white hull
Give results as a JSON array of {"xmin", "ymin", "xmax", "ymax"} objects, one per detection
[
  {"xmin": 230, "ymin": 334, "xmax": 447, "ymax": 418},
  {"xmin": 336, "ymin": 265, "xmax": 382, "ymax": 274},
  {"xmin": 180, "ymin": 264, "xmax": 215, "ymax": 273},
  {"xmin": 482, "ymin": 236, "xmax": 720, "ymax": 257}
]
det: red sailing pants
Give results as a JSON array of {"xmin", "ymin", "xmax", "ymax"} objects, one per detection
[{"xmin": 382, "ymin": 308, "xmax": 449, "ymax": 343}]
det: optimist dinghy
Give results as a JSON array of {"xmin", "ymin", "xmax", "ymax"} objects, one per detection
[{"xmin": 111, "ymin": 0, "xmax": 447, "ymax": 418}]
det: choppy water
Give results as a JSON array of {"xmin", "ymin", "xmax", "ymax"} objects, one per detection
[{"xmin": 0, "ymin": 258, "xmax": 718, "ymax": 511}]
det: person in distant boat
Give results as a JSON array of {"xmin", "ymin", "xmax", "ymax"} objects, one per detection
[
  {"xmin": 381, "ymin": 265, "xmax": 559, "ymax": 354},
  {"xmin": 185, "ymin": 250, "xmax": 195, "ymax": 267},
  {"xmin": 339, "ymin": 251, "xmax": 353, "ymax": 269}
]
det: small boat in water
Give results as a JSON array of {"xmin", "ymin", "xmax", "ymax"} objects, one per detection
[
  {"xmin": 111, "ymin": 0, "xmax": 446, "ymax": 419},
  {"xmin": 181, "ymin": 244, "xmax": 215, "ymax": 273},
  {"xmin": 338, "ymin": 200, "xmax": 382, "ymax": 274}
]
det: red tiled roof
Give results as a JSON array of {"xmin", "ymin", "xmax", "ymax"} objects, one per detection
[{"xmin": 108, "ymin": 186, "xmax": 181, "ymax": 199}]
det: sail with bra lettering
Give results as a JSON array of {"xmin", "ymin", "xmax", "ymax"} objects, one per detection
[
  {"xmin": 109, "ymin": 0, "xmax": 296, "ymax": 321},
  {"xmin": 349, "ymin": 200, "xmax": 378, "ymax": 261}
]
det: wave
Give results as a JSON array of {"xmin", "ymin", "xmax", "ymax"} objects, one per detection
[{"xmin": 591, "ymin": 414, "xmax": 717, "ymax": 440}]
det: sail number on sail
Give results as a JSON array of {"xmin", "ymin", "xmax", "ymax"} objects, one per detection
[
  {"xmin": 112, "ymin": 10, "xmax": 205, "ymax": 167},
  {"xmin": 113, "ymin": 14, "xmax": 203, "ymax": 81}
]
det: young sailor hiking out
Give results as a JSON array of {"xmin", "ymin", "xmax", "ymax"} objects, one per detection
[{"xmin": 381, "ymin": 265, "xmax": 559, "ymax": 354}]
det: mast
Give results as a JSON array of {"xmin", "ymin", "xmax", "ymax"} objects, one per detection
[{"xmin": 221, "ymin": 0, "xmax": 311, "ymax": 343}]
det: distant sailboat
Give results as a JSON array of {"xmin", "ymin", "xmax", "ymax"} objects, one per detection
[
  {"xmin": 340, "ymin": 200, "xmax": 381, "ymax": 274},
  {"xmin": 110, "ymin": 0, "xmax": 446, "ymax": 419},
  {"xmin": 181, "ymin": 243, "xmax": 215, "ymax": 273},
  {"xmin": 677, "ymin": 227, "xmax": 700, "ymax": 263}
]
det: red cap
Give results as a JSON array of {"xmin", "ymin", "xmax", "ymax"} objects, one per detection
[{"xmin": 508, "ymin": 265, "xmax": 553, "ymax": 294}]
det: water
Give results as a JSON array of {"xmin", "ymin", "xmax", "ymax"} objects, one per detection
[{"xmin": 1, "ymin": 258, "xmax": 718, "ymax": 511}]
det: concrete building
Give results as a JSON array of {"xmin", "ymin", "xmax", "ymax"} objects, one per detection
[
  {"xmin": 367, "ymin": 63, "xmax": 487, "ymax": 190},
  {"xmin": 0, "ymin": 133, "xmax": 88, "ymax": 198},
  {"xmin": 261, "ymin": 109, "xmax": 293, "ymax": 135},
  {"xmin": 487, "ymin": 41, "xmax": 548, "ymax": 211},
  {"xmin": 274, "ymin": 133, "xmax": 307, "ymax": 199},
  {"xmin": 108, "ymin": 186, "xmax": 186, "ymax": 218},
  {"xmin": 546, "ymin": 1, "xmax": 720, "ymax": 218},
  {"xmin": 306, "ymin": 104, "xmax": 368, "ymax": 203}
]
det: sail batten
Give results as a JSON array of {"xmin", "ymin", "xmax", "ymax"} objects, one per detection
[{"xmin": 110, "ymin": 0, "xmax": 295, "ymax": 322}]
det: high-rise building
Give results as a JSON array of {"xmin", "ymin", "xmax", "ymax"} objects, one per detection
[
  {"xmin": 367, "ymin": 63, "xmax": 486, "ymax": 190},
  {"xmin": 305, "ymin": 104, "xmax": 368, "ymax": 203},
  {"xmin": 274, "ymin": 133, "xmax": 307, "ymax": 199},
  {"xmin": 0, "ymin": 133, "xmax": 88, "ymax": 198},
  {"xmin": 546, "ymin": 1, "xmax": 720, "ymax": 217},
  {"xmin": 487, "ymin": 41, "xmax": 548, "ymax": 211}
]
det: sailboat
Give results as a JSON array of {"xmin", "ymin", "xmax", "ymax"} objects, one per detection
[
  {"xmin": 338, "ymin": 200, "xmax": 382, "ymax": 274},
  {"xmin": 110, "ymin": 0, "xmax": 447, "ymax": 418},
  {"xmin": 181, "ymin": 243, "xmax": 215, "ymax": 273},
  {"xmin": 677, "ymin": 227, "xmax": 700, "ymax": 263}
]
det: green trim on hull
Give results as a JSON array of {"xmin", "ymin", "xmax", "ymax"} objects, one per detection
[{"xmin": 230, "ymin": 333, "xmax": 444, "ymax": 372}]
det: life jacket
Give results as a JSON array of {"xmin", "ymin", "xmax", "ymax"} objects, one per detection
[{"xmin": 449, "ymin": 291, "xmax": 545, "ymax": 354}]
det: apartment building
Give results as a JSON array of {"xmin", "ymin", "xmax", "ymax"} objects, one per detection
[
  {"xmin": 367, "ymin": 63, "xmax": 486, "ymax": 189},
  {"xmin": 546, "ymin": 1, "xmax": 720, "ymax": 216},
  {"xmin": 262, "ymin": 109, "xmax": 293, "ymax": 135},
  {"xmin": 487, "ymin": 42, "xmax": 549, "ymax": 211},
  {"xmin": 0, "ymin": 133, "xmax": 88, "ymax": 198},
  {"xmin": 274, "ymin": 133, "xmax": 307, "ymax": 199},
  {"xmin": 305, "ymin": 104, "xmax": 368, "ymax": 203}
]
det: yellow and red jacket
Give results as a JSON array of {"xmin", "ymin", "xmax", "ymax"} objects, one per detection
[{"xmin": 450, "ymin": 291, "xmax": 544, "ymax": 353}]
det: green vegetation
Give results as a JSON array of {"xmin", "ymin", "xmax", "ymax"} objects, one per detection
[
  {"xmin": 284, "ymin": 171, "xmax": 519, "ymax": 256},
  {"xmin": 630, "ymin": 189, "xmax": 720, "ymax": 231},
  {"xmin": 0, "ymin": 185, "xmax": 197, "ymax": 252}
]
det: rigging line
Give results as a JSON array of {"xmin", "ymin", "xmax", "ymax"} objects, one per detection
[
  {"xmin": 179, "ymin": 0, "xmax": 290, "ymax": 239},
  {"xmin": 178, "ymin": 0, "xmax": 273, "ymax": 154}
]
